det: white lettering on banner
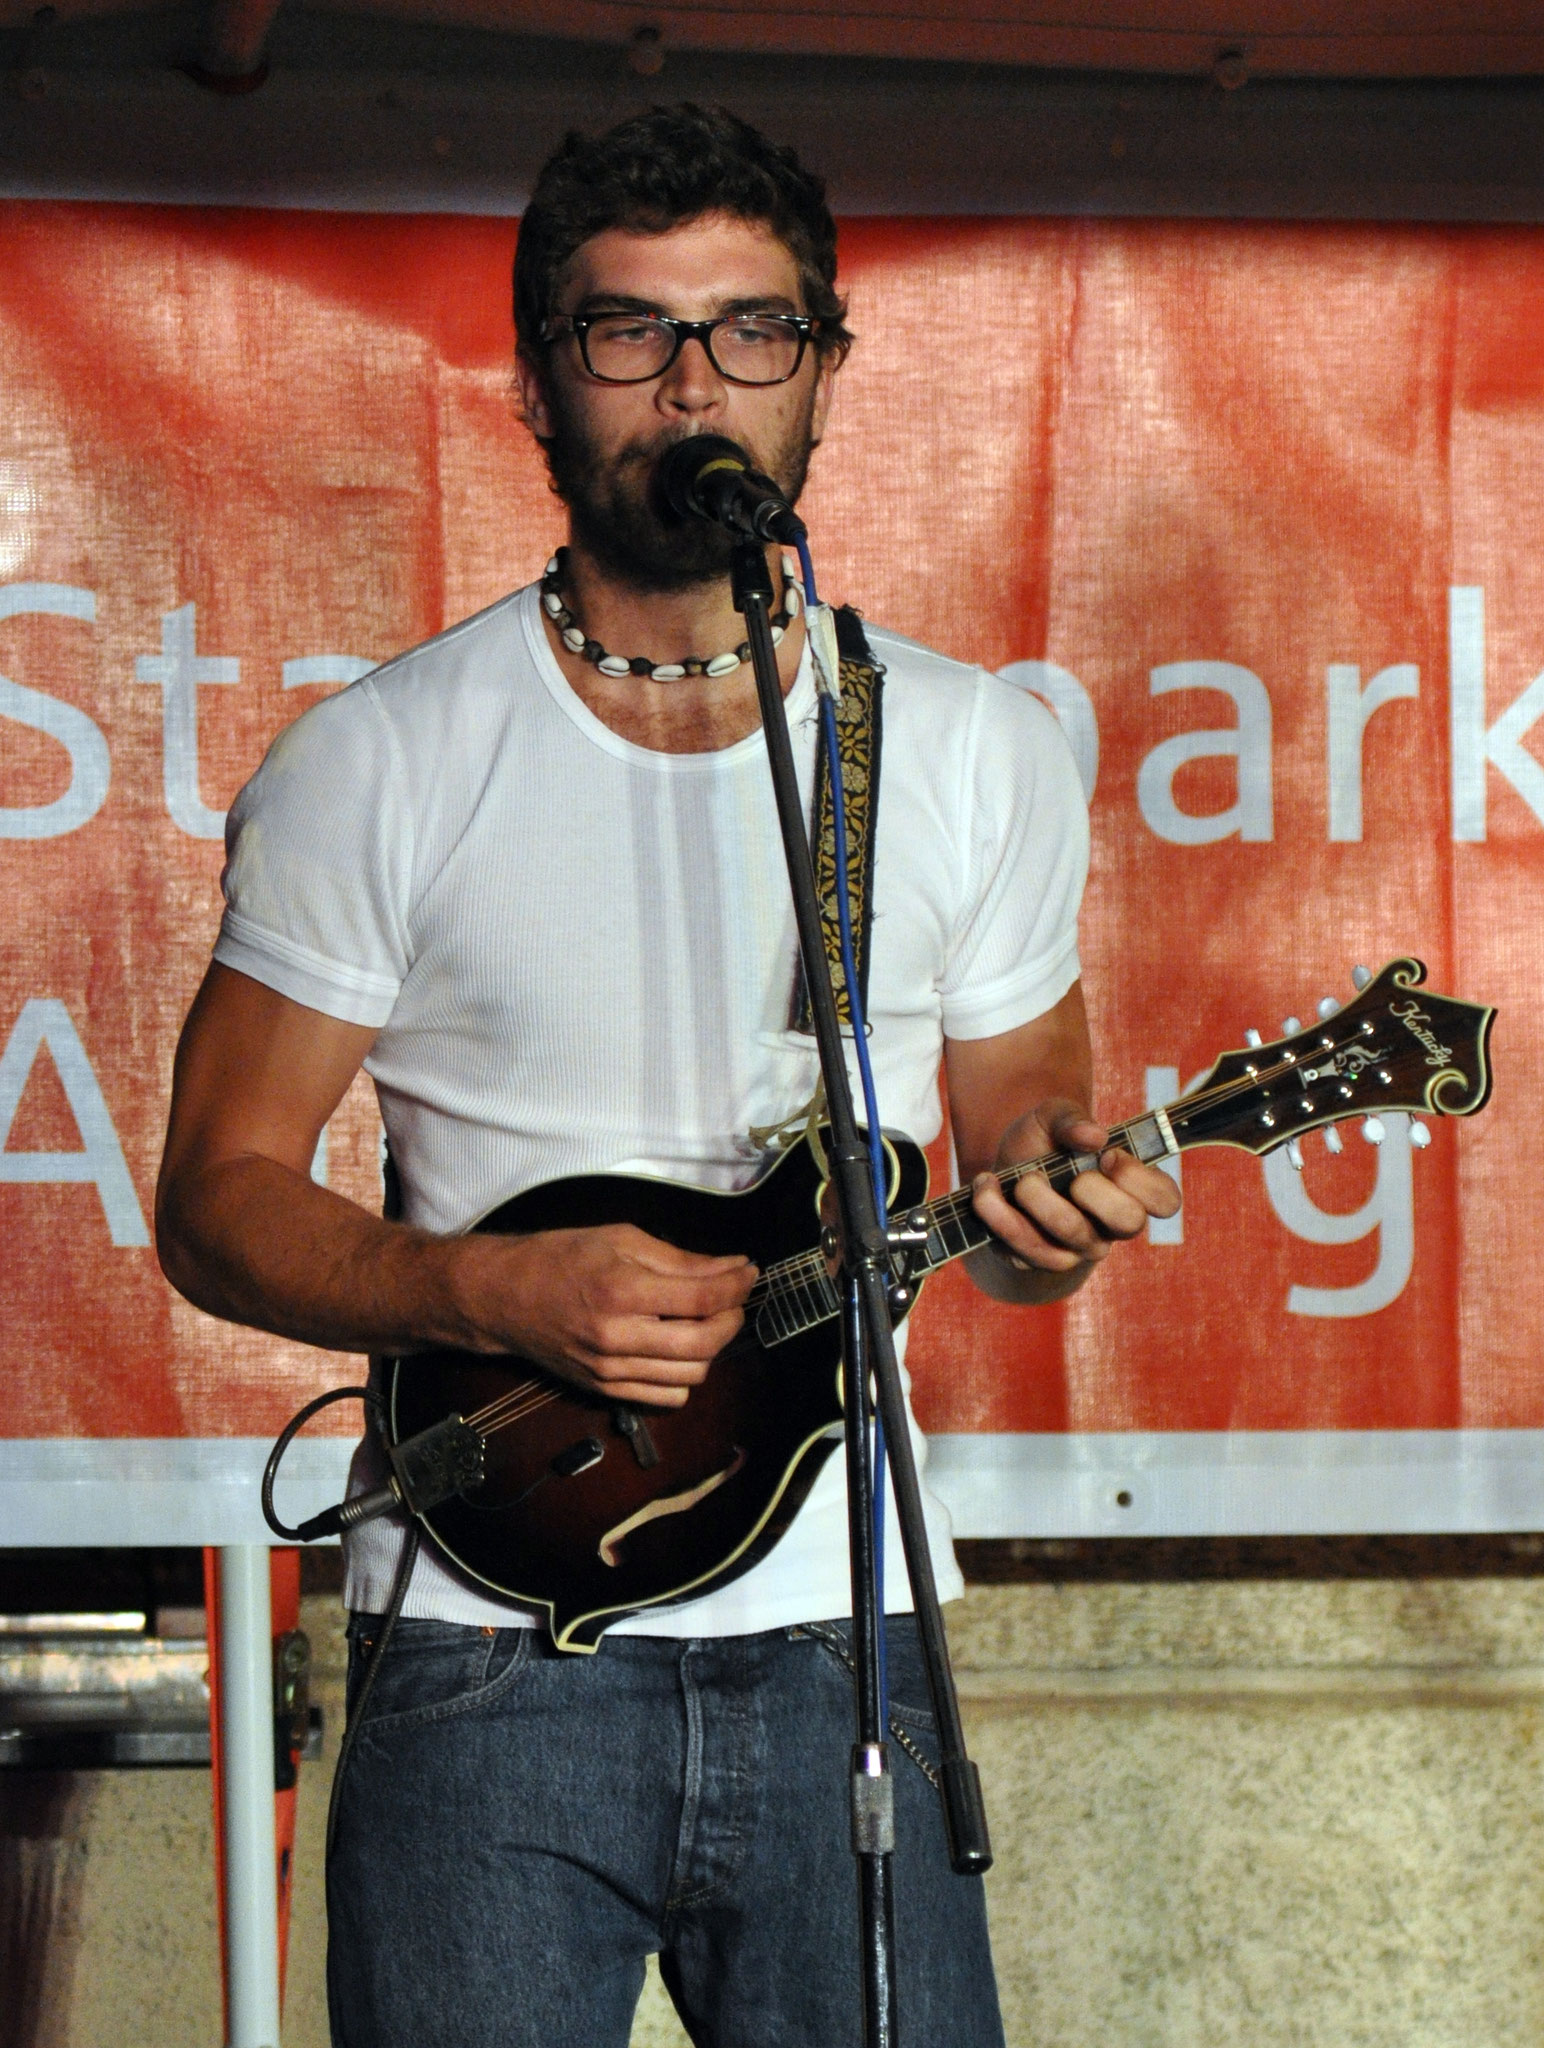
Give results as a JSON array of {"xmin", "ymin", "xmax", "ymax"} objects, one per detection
[
  {"xmin": 996, "ymin": 660, "xmax": 1098, "ymax": 801},
  {"xmin": 1136, "ymin": 661, "xmax": 1274, "ymax": 844},
  {"xmin": 134, "ymin": 603, "xmax": 239, "ymax": 840},
  {"xmin": 1261, "ymin": 1116, "xmax": 1414, "ymax": 1317},
  {"xmin": 0, "ymin": 584, "xmax": 107, "ymax": 840},
  {"xmin": 1326, "ymin": 663, "xmax": 1419, "ymax": 841},
  {"xmin": 0, "ymin": 999, "xmax": 149, "ymax": 1246},
  {"xmin": 1450, "ymin": 585, "xmax": 1544, "ymax": 841},
  {"xmin": 282, "ymin": 657, "xmax": 375, "ymax": 691}
]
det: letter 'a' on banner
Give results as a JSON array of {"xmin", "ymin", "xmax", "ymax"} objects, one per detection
[{"xmin": 1, "ymin": 204, "xmax": 1540, "ymax": 1538}]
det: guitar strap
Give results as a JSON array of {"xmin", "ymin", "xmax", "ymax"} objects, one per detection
[{"xmin": 787, "ymin": 603, "xmax": 886, "ymax": 1036}]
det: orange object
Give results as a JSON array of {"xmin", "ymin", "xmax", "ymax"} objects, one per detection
[{"xmin": 1, "ymin": 206, "xmax": 1536, "ymax": 1456}]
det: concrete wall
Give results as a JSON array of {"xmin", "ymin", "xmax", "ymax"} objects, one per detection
[{"xmin": 8, "ymin": 1577, "xmax": 1544, "ymax": 2046}]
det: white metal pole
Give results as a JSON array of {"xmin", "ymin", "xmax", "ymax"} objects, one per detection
[{"xmin": 219, "ymin": 1543, "xmax": 281, "ymax": 2048}]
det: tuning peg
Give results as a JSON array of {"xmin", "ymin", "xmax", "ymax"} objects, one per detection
[
  {"xmin": 1285, "ymin": 1138, "xmax": 1304, "ymax": 1171},
  {"xmin": 1324, "ymin": 1124, "xmax": 1344, "ymax": 1154},
  {"xmin": 1362, "ymin": 1115, "xmax": 1386, "ymax": 1146},
  {"xmin": 1317, "ymin": 996, "xmax": 1340, "ymax": 1020},
  {"xmin": 1244, "ymin": 1028, "xmax": 1263, "ymax": 1048},
  {"xmin": 1409, "ymin": 1119, "xmax": 1432, "ymax": 1150},
  {"xmin": 1281, "ymin": 1016, "xmax": 1302, "ymax": 1035},
  {"xmin": 1352, "ymin": 965, "xmax": 1372, "ymax": 990}
]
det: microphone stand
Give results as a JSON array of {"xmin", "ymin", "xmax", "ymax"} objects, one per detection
[{"xmin": 730, "ymin": 538, "xmax": 992, "ymax": 2048}]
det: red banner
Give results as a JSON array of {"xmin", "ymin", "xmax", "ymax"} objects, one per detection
[{"xmin": 2, "ymin": 206, "xmax": 1538, "ymax": 1454}]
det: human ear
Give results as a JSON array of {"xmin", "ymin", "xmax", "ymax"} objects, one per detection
[{"xmin": 514, "ymin": 348, "xmax": 555, "ymax": 440}]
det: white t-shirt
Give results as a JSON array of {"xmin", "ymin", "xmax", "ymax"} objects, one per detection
[{"xmin": 215, "ymin": 581, "xmax": 1088, "ymax": 1632}]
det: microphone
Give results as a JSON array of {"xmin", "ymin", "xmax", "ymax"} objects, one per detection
[{"xmin": 658, "ymin": 434, "xmax": 807, "ymax": 546}]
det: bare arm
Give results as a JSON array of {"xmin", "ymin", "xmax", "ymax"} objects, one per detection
[
  {"xmin": 156, "ymin": 963, "xmax": 753, "ymax": 1407},
  {"xmin": 945, "ymin": 980, "xmax": 1180, "ymax": 1305}
]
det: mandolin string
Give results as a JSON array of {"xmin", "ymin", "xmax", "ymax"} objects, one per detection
[
  {"xmin": 459, "ymin": 1027, "xmax": 1386, "ymax": 1436},
  {"xmin": 715, "ymin": 1031, "xmax": 1379, "ymax": 1328},
  {"xmin": 795, "ymin": 1027, "xmax": 1374, "ymax": 1289},
  {"xmin": 467, "ymin": 1385, "xmax": 558, "ymax": 1432}
]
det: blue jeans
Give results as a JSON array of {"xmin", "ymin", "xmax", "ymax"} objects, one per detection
[{"xmin": 326, "ymin": 1614, "xmax": 1005, "ymax": 2047}]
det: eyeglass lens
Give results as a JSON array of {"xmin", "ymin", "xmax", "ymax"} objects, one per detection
[{"xmin": 581, "ymin": 315, "xmax": 806, "ymax": 385}]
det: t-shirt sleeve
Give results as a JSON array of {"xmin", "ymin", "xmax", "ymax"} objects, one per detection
[
  {"xmin": 213, "ymin": 680, "xmax": 412, "ymax": 1029},
  {"xmin": 937, "ymin": 671, "xmax": 1090, "ymax": 1041}
]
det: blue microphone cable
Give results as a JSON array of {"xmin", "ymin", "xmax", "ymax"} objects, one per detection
[{"xmin": 795, "ymin": 537, "xmax": 890, "ymax": 1718}]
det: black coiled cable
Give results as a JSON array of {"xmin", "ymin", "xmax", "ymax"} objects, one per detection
[{"xmin": 259, "ymin": 1382, "xmax": 421, "ymax": 1858}]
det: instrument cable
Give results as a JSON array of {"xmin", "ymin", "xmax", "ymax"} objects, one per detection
[{"xmin": 260, "ymin": 1382, "xmax": 422, "ymax": 1859}]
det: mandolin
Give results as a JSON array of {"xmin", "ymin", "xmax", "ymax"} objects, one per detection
[{"xmin": 383, "ymin": 958, "xmax": 1494, "ymax": 1651}]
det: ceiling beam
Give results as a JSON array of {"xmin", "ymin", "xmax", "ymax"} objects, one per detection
[{"xmin": 314, "ymin": 0, "xmax": 1544, "ymax": 78}]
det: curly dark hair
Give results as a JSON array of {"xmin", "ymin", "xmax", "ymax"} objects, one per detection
[{"xmin": 514, "ymin": 104, "xmax": 852, "ymax": 363}]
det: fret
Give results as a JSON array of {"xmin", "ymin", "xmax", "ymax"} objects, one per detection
[
  {"xmin": 755, "ymin": 1259, "xmax": 843, "ymax": 1346},
  {"xmin": 755, "ymin": 1292, "xmax": 796, "ymax": 1345},
  {"xmin": 1120, "ymin": 1111, "xmax": 1178, "ymax": 1164},
  {"xmin": 918, "ymin": 1223, "xmax": 953, "ymax": 1273},
  {"xmin": 934, "ymin": 1200, "xmax": 979, "ymax": 1262}
]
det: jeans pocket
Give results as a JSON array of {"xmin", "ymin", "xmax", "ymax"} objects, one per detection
[
  {"xmin": 880, "ymin": 1617, "xmax": 938, "ymax": 1734},
  {"xmin": 348, "ymin": 1615, "xmax": 533, "ymax": 1738},
  {"xmin": 791, "ymin": 1618, "xmax": 940, "ymax": 1779}
]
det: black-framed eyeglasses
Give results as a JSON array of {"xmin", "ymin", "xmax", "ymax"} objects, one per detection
[{"xmin": 541, "ymin": 311, "xmax": 820, "ymax": 387}]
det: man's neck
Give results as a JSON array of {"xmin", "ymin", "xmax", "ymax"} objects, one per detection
[{"xmin": 542, "ymin": 537, "xmax": 806, "ymax": 756}]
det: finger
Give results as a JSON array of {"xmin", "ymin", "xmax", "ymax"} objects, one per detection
[
  {"xmin": 609, "ymin": 1266, "xmax": 758, "ymax": 1319},
  {"xmin": 1037, "ymin": 1124, "xmax": 1111, "ymax": 1167},
  {"xmin": 1032, "ymin": 1100, "xmax": 1111, "ymax": 1156},
  {"xmin": 1099, "ymin": 1150, "xmax": 1183, "ymax": 1220},
  {"xmin": 972, "ymin": 1174, "xmax": 1096, "ymax": 1271},
  {"xmin": 583, "ymin": 1349, "xmax": 712, "ymax": 1390},
  {"xmin": 567, "ymin": 1370, "xmax": 694, "ymax": 1410},
  {"xmin": 589, "ymin": 1306, "xmax": 746, "ymax": 1366},
  {"xmin": 1009, "ymin": 1168, "xmax": 1121, "ymax": 1259},
  {"xmin": 616, "ymin": 1228, "xmax": 757, "ymax": 1279},
  {"xmin": 1054, "ymin": 1168, "xmax": 1153, "ymax": 1242}
]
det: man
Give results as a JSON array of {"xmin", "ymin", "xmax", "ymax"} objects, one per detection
[{"xmin": 158, "ymin": 105, "xmax": 1178, "ymax": 2047}]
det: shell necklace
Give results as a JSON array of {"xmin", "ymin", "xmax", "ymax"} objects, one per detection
[{"xmin": 540, "ymin": 547, "xmax": 800, "ymax": 682}]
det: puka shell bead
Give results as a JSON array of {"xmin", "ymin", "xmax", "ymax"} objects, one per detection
[
  {"xmin": 542, "ymin": 590, "xmax": 565, "ymax": 618},
  {"xmin": 771, "ymin": 625, "xmax": 785, "ymax": 645},
  {"xmin": 651, "ymin": 664, "xmax": 687, "ymax": 681},
  {"xmin": 561, "ymin": 628, "xmax": 586, "ymax": 652},
  {"xmin": 597, "ymin": 655, "xmax": 632, "ymax": 677},
  {"xmin": 705, "ymin": 652, "xmax": 742, "ymax": 677},
  {"xmin": 784, "ymin": 584, "xmax": 802, "ymax": 616},
  {"xmin": 545, "ymin": 556, "xmax": 561, "ymax": 576}
]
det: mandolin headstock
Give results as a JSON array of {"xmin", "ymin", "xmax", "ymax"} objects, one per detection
[{"xmin": 1164, "ymin": 957, "xmax": 1495, "ymax": 1159}]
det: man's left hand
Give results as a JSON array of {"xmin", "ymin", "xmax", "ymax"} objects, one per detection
[{"xmin": 969, "ymin": 1096, "xmax": 1180, "ymax": 1294}]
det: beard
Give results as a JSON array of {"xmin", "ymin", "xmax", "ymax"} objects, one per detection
[{"xmin": 539, "ymin": 384, "xmax": 820, "ymax": 595}]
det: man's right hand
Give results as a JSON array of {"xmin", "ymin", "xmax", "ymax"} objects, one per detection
[
  {"xmin": 157, "ymin": 967, "xmax": 758, "ymax": 1410},
  {"xmin": 450, "ymin": 1224, "xmax": 756, "ymax": 1409}
]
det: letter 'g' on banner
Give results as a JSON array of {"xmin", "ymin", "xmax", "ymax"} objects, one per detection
[{"xmin": 1262, "ymin": 1120, "xmax": 1415, "ymax": 1320}]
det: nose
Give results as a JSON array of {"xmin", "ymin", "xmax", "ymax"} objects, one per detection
[{"xmin": 656, "ymin": 332, "xmax": 725, "ymax": 417}]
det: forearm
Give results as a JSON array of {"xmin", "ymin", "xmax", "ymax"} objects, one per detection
[{"xmin": 156, "ymin": 1153, "xmax": 478, "ymax": 1356}]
